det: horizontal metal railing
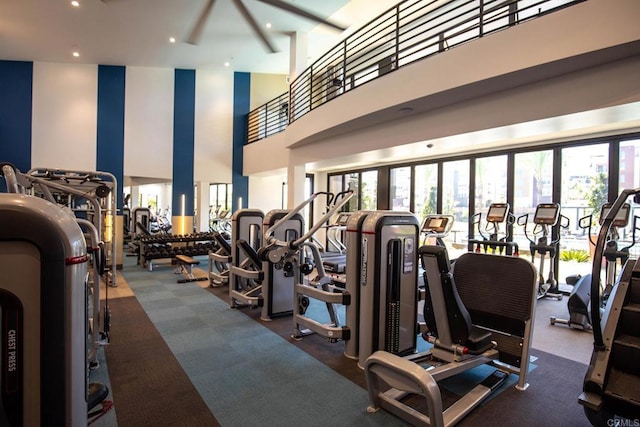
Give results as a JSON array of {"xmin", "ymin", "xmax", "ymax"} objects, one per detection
[
  {"xmin": 246, "ymin": 91, "xmax": 290, "ymax": 144},
  {"xmin": 247, "ymin": 0, "xmax": 584, "ymax": 145}
]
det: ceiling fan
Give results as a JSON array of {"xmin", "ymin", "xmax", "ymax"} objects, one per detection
[{"xmin": 186, "ymin": 0, "xmax": 347, "ymax": 53}]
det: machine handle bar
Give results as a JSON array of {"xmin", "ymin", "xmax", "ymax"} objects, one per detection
[{"xmin": 264, "ymin": 191, "xmax": 354, "ymax": 250}]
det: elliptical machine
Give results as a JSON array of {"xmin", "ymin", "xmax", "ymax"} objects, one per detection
[
  {"xmin": 551, "ymin": 202, "xmax": 636, "ymax": 330},
  {"xmin": 420, "ymin": 214, "xmax": 454, "ymax": 247},
  {"xmin": 469, "ymin": 203, "xmax": 519, "ymax": 256},
  {"xmin": 518, "ymin": 203, "xmax": 568, "ymax": 300}
]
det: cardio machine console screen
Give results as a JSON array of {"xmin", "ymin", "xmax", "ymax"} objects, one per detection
[
  {"xmin": 599, "ymin": 203, "xmax": 630, "ymax": 227},
  {"xmin": 533, "ymin": 204, "xmax": 560, "ymax": 225},
  {"xmin": 486, "ymin": 203, "xmax": 509, "ymax": 223},
  {"xmin": 422, "ymin": 216, "xmax": 449, "ymax": 234},
  {"xmin": 335, "ymin": 213, "xmax": 351, "ymax": 227}
]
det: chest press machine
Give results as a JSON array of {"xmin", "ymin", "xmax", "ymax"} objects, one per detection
[{"xmin": 0, "ymin": 164, "xmax": 111, "ymax": 426}]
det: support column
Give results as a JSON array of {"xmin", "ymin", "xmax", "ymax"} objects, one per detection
[
  {"xmin": 197, "ymin": 181, "xmax": 210, "ymax": 232},
  {"xmin": 285, "ymin": 32, "xmax": 309, "ymax": 211},
  {"xmin": 232, "ymin": 72, "xmax": 250, "ymax": 212},
  {"xmin": 97, "ymin": 65, "xmax": 125, "ymax": 269},
  {"xmin": 287, "ymin": 160, "xmax": 306, "ymax": 209},
  {"xmin": 0, "ymin": 60, "xmax": 33, "ymax": 175},
  {"xmin": 130, "ymin": 185, "xmax": 140, "ymax": 208},
  {"xmin": 172, "ymin": 69, "xmax": 196, "ymax": 235},
  {"xmin": 289, "ymin": 32, "xmax": 308, "ymax": 81}
]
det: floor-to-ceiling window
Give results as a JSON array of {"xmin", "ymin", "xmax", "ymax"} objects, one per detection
[
  {"xmin": 345, "ymin": 173, "xmax": 359, "ymax": 212},
  {"xmin": 442, "ymin": 160, "xmax": 469, "ymax": 253},
  {"xmin": 323, "ymin": 133, "xmax": 640, "ymax": 262},
  {"xmin": 513, "ymin": 150, "xmax": 554, "ymax": 216},
  {"xmin": 512, "ymin": 150, "xmax": 554, "ymax": 249},
  {"xmin": 414, "ymin": 163, "xmax": 438, "ymax": 224},
  {"xmin": 619, "ymin": 139, "xmax": 640, "ymax": 257},
  {"xmin": 474, "ymin": 154, "xmax": 508, "ymax": 214},
  {"xmin": 390, "ymin": 166, "xmax": 411, "ymax": 211},
  {"xmin": 360, "ymin": 170, "xmax": 378, "ymax": 210},
  {"xmin": 328, "ymin": 171, "xmax": 365, "ymax": 211},
  {"xmin": 472, "ymin": 154, "xmax": 509, "ymax": 243},
  {"xmin": 560, "ymin": 144, "xmax": 609, "ymax": 278},
  {"xmin": 561, "ymin": 144, "xmax": 609, "ymax": 230},
  {"xmin": 329, "ymin": 174, "xmax": 343, "ymax": 196},
  {"xmin": 210, "ymin": 183, "xmax": 231, "ymax": 232}
]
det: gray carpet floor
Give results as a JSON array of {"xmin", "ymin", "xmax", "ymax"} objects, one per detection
[
  {"xmin": 99, "ymin": 257, "xmax": 596, "ymax": 426},
  {"xmin": 119, "ymin": 264, "xmax": 403, "ymax": 426}
]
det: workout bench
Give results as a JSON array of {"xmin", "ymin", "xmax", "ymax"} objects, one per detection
[{"xmin": 175, "ymin": 254, "xmax": 208, "ymax": 283}]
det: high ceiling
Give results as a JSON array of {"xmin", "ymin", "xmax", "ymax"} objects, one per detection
[{"xmin": 0, "ymin": 0, "xmax": 362, "ymax": 73}]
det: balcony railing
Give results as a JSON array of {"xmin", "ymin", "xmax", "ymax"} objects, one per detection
[
  {"xmin": 247, "ymin": 0, "xmax": 584, "ymax": 145},
  {"xmin": 247, "ymin": 92, "xmax": 290, "ymax": 144}
]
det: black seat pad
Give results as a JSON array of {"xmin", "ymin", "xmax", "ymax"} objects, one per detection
[{"xmin": 88, "ymin": 382, "xmax": 109, "ymax": 411}]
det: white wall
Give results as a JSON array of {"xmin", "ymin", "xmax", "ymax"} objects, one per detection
[
  {"xmin": 31, "ymin": 62, "xmax": 97, "ymax": 171},
  {"xmin": 124, "ymin": 66, "xmax": 174, "ymax": 180},
  {"xmin": 195, "ymin": 68, "xmax": 234, "ymax": 184},
  {"xmin": 248, "ymin": 174, "xmax": 286, "ymax": 213},
  {"xmin": 244, "ymin": 132, "xmax": 290, "ymax": 175},
  {"xmin": 250, "ymin": 73, "xmax": 288, "ymax": 110},
  {"xmin": 29, "ymin": 62, "xmax": 234, "ymax": 189}
]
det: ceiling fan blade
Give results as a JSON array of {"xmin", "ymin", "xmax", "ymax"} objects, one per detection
[
  {"xmin": 256, "ymin": 0, "xmax": 347, "ymax": 32},
  {"xmin": 186, "ymin": 0, "xmax": 217, "ymax": 45},
  {"xmin": 232, "ymin": 0, "xmax": 278, "ymax": 53}
]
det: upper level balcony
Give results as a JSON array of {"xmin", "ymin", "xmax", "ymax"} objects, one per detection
[{"xmin": 244, "ymin": 0, "xmax": 640, "ymax": 175}]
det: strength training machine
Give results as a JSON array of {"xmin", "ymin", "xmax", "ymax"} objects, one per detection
[
  {"xmin": 358, "ymin": 211, "xmax": 421, "ymax": 368},
  {"xmin": 229, "ymin": 208, "xmax": 305, "ymax": 321},
  {"xmin": 1, "ymin": 165, "xmax": 111, "ymax": 425},
  {"xmin": 228, "ymin": 209, "xmax": 265, "ymax": 311},
  {"xmin": 256, "ymin": 192, "xmax": 353, "ymax": 340},
  {"xmin": 364, "ymin": 246, "xmax": 538, "ymax": 426}
]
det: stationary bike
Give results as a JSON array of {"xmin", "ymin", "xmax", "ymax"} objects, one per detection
[
  {"xmin": 469, "ymin": 202, "xmax": 519, "ymax": 256},
  {"xmin": 551, "ymin": 202, "xmax": 637, "ymax": 330},
  {"xmin": 518, "ymin": 203, "xmax": 569, "ymax": 300}
]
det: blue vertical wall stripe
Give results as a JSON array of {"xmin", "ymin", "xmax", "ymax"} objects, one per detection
[
  {"xmin": 96, "ymin": 65, "xmax": 126, "ymax": 211},
  {"xmin": 232, "ymin": 72, "xmax": 250, "ymax": 211},
  {"xmin": 0, "ymin": 61, "xmax": 33, "ymax": 173},
  {"xmin": 172, "ymin": 69, "xmax": 196, "ymax": 216}
]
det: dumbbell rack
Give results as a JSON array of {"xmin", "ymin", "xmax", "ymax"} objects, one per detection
[{"xmin": 139, "ymin": 232, "xmax": 218, "ymax": 271}]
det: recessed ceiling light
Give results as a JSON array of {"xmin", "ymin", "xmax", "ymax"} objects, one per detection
[
  {"xmin": 73, "ymin": 51, "xmax": 80, "ymax": 58},
  {"xmin": 266, "ymin": 22, "xmax": 272, "ymax": 29},
  {"xmin": 224, "ymin": 62, "xmax": 230, "ymax": 67},
  {"xmin": 71, "ymin": 1, "xmax": 80, "ymax": 7},
  {"xmin": 169, "ymin": 37, "xmax": 176, "ymax": 43}
]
